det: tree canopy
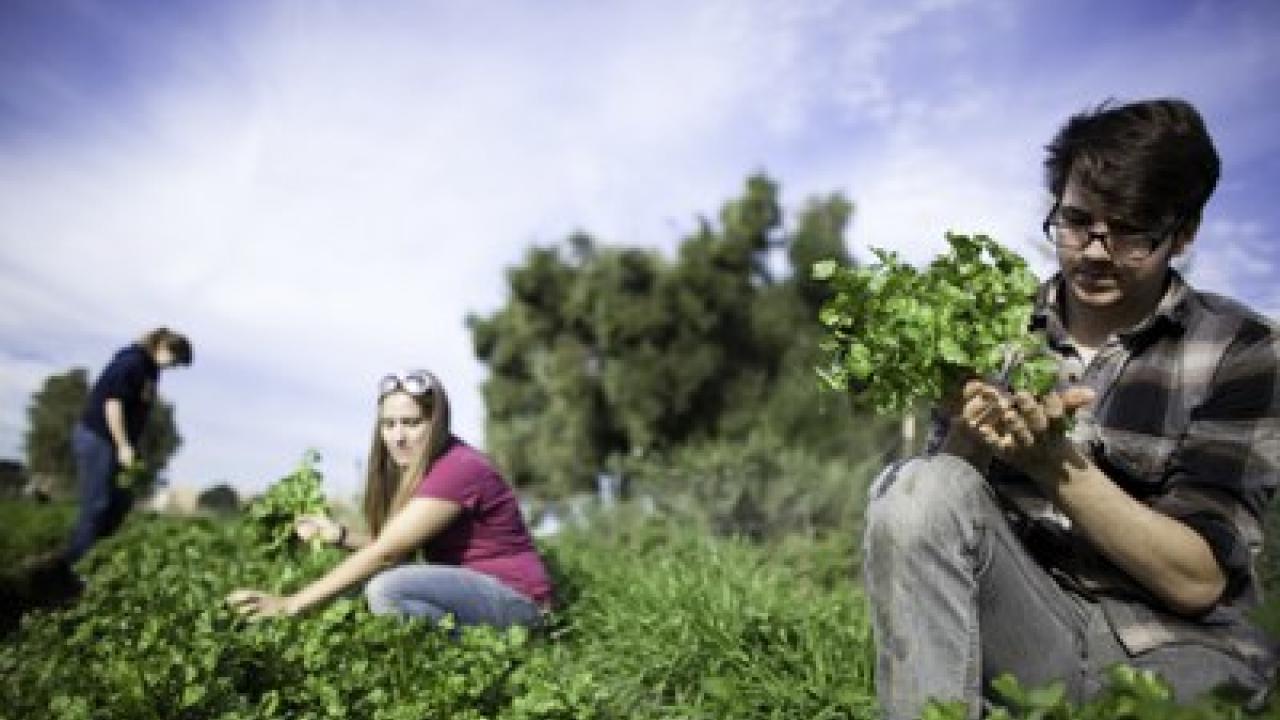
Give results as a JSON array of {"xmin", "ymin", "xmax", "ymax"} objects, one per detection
[{"xmin": 468, "ymin": 174, "xmax": 863, "ymax": 495}]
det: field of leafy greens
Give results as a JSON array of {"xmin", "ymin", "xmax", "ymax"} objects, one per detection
[
  {"xmin": 1, "ymin": 458, "xmax": 882, "ymax": 720},
  {"xmin": 3, "ymin": 492, "xmax": 1273, "ymax": 718}
]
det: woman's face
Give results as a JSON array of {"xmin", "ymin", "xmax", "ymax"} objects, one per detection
[{"xmin": 379, "ymin": 392, "xmax": 429, "ymax": 468}]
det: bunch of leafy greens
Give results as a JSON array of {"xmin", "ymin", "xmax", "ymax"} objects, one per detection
[
  {"xmin": 246, "ymin": 449, "xmax": 329, "ymax": 552},
  {"xmin": 113, "ymin": 461, "xmax": 151, "ymax": 491},
  {"xmin": 814, "ymin": 233, "xmax": 1058, "ymax": 414}
]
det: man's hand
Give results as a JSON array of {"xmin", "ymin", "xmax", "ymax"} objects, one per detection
[
  {"xmin": 958, "ymin": 379, "xmax": 1095, "ymax": 482},
  {"xmin": 226, "ymin": 589, "xmax": 300, "ymax": 620}
]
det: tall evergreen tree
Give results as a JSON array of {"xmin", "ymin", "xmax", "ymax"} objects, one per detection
[{"xmin": 469, "ymin": 174, "xmax": 863, "ymax": 495}]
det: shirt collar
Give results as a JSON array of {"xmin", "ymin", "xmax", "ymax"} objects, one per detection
[{"xmin": 1031, "ymin": 269, "xmax": 1193, "ymax": 345}]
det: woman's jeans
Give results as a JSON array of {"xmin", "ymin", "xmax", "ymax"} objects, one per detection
[
  {"xmin": 365, "ymin": 564, "xmax": 542, "ymax": 630},
  {"xmin": 65, "ymin": 424, "xmax": 132, "ymax": 564},
  {"xmin": 863, "ymin": 453, "xmax": 1263, "ymax": 720}
]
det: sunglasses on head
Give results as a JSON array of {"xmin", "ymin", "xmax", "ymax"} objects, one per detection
[{"xmin": 378, "ymin": 370, "xmax": 435, "ymax": 396}]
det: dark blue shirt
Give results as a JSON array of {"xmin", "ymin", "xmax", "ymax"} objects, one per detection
[{"xmin": 80, "ymin": 344, "xmax": 158, "ymax": 445}]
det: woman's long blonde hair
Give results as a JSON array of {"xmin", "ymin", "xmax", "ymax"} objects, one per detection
[{"xmin": 362, "ymin": 370, "xmax": 452, "ymax": 536}]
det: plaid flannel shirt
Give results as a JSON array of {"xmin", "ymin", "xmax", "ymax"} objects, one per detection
[{"xmin": 988, "ymin": 270, "xmax": 1280, "ymax": 672}]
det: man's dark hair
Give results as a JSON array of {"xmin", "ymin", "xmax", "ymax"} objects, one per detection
[{"xmin": 1044, "ymin": 98, "xmax": 1220, "ymax": 228}]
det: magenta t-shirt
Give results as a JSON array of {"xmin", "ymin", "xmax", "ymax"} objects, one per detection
[{"xmin": 414, "ymin": 438, "xmax": 553, "ymax": 606}]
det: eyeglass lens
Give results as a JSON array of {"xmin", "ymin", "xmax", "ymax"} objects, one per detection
[{"xmin": 1046, "ymin": 207, "xmax": 1167, "ymax": 259}]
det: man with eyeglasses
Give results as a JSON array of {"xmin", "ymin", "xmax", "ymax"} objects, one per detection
[{"xmin": 863, "ymin": 98, "xmax": 1278, "ymax": 718}]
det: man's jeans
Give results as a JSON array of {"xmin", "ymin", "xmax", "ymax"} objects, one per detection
[
  {"xmin": 65, "ymin": 424, "xmax": 132, "ymax": 564},
  {"xmin": 365, "ymin": 564, "xmax": 542, "ymax": 630},
  {"xmin": 863, "ymin": 453, "xmax": 1262, "ymax": 720}
]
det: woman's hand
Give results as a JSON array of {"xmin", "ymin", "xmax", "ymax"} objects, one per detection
[
  {"xmin": 226, "ymin": 589, "xmax": 300, "ymax": 620},
  {"xmin": 957, "ymin": 379, "xmax": 1094, "ymax": 482},
  {"xmin": 295, "ymin": 515, "xmax": 343, "ymax": 546}
]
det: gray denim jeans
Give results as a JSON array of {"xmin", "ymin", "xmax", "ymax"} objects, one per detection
[
  {"xmin": 365, "ymin": 564, "xmax": 542, "ymax": 630},
  {"xmin": 863, "ymin": 454, "xmax": 1265, "ymax": 720}
]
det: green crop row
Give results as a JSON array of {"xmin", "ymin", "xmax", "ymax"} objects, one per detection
[
  {"xmin": 0, "ymin": 499, "xmax": 75, "ymax": 568},
  {"xmin": 0, "ymin": 509, "xmax": 878, "ymax": 720},
  {"xmin": 3, "ymin": 502, "xmax": 1275, "ymax": 719}
]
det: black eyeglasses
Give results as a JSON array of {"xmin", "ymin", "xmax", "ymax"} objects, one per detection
[
  {"xmin": 1042, "ymin": 203, "xmax": 1183, "ymax": 263},
  {"xmin": 378, "ymin": 370, "xmax": 434, "ymax": 396}
]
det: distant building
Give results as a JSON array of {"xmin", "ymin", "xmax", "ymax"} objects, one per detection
[{"xmin": 146, "ymin": 485, "xmax": 200, "ymax": 515}]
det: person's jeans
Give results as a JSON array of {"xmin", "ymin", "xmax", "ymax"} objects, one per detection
[
  {"xmin": 365, "ymin": 564, "xmax": 542, "ymax": 630},
  {"xmin": 65, "ymin": 424, "xmax": 132, "ymax": 564},
  {"xmin": 862, "ymin": 453, "xmax": 1264, "ymax": 720}
]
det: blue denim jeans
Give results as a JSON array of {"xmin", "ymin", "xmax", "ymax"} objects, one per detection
[
  {"xmin": 863, "ymin": 454, "xmax": 1265, "ymax": 720},
  {"xmin": 65, "ymin": 424, "xmax": 132, "ymax": 564},
  {"xmin": 364, "ymin": 564, "xmax": 542, "ymax": 630}
]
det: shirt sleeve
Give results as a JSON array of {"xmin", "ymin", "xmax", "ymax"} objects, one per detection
[
  {"xmin": 1151, "ymin": 325, "xmax": 1280, "ymax": 598},
  {"xmin": 98, "ymin": 353, "xmax": 147, "ymax": 402},
  {"xmin": 415, "ymin": 452, "xmax": 486, "ymax": 511}
]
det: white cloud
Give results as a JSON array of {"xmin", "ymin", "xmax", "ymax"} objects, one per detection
[{"xmin": 1182, "ymin": 219, "xmax": 1280, "ymax": 318}]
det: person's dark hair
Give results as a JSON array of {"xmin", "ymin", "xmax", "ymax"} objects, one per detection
[
  {"xmin": 139, "ymin": 327, "xmax": 193, "ymax": 366},
  {"xmin": 1044, "ymin": 98, "xmax": 1220, "ymax": 229}
]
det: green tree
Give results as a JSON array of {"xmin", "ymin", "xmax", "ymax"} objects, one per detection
[
  {"xmin": 196, "ymin": 483, "xmax": 240, "ymax": 515},
  {"xmin": 469, "ymin": 174, "xmax": 869, "ymax": 496},
  {"xmin": 23, "ymin": 367, "xmax": 182, "ymax": 497},
  {"xmin": 136, "ymin": 399, "xmax": 181, "ymax": 494},
  {"xmin": 22, "ymin": 368, "xmax": 88, "ymax": 496}
]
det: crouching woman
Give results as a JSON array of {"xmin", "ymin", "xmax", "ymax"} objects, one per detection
[{"xmin": 228, "ymin": 369, "xmax": 552, "ymax": 629}]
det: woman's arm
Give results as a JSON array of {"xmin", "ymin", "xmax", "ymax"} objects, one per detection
[{"xmin": 228, "ymin": 497, "xmax": 462, "ymax": 619}]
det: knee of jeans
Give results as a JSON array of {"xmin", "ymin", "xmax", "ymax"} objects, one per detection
[
  {"xmin": 865, "ymin": 454, "xmax": 986, "ymax": 551},
  {"xmin": 364, "ymin": 569, "xmax": 400, "ymax": 614}
]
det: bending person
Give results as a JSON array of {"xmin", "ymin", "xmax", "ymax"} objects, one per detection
[
  {"xmin": 66, "ymin": 327, "xmax": 193, "ymax": 565},
  {"xmin": 228, "ymin": 369, "xmax": 552, "ymax": 629}
]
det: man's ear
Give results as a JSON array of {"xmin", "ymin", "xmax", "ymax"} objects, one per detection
[{"xmin": 1171, "ymin": 216, "xmax": 1199, "ymax": 256}]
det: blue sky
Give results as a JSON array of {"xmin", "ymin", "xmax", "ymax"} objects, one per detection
[{"xmin": 2, "ymin": 0, "xmax": 1278, "ymax": 499}]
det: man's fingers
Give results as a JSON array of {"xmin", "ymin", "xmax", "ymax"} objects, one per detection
[
  {"xmin": 1061, "ymin": 387, "xmax": 1096, "ymax": 412},
  {"xmin": 962, "ymin": 378, "xmax": 988, "ymax": 401},
  {"xmin": 963, "ymin": 385, "xmax": 1005, "ymax": 424},
  {"xmin": 1002, "ymin": 400, "xmax": 1036, "ymax": 448},
  {"xmin": 1010, "ymin": 391, "xmax": 1048, "ymax": 435},
  {"xmin": 1009, "ymin": 419, "xmax": 1035, "ymax": 449}
]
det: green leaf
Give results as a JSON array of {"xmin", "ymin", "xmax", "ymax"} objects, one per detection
[{"xmin": 811, "ymin": 259, "xmax": 838, "ymax": 280}]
